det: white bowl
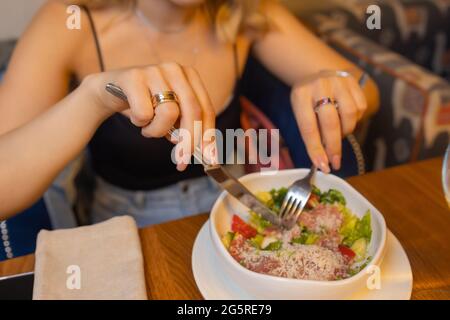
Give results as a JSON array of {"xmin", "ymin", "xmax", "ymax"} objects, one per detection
[{"xmin": 209, "ymin": 169, "xmax": 387, "ymax": 300}]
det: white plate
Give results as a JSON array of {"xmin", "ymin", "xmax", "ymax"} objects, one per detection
[{"xmin": 192, "ymin": 222, "xmax": 413, "ymax": 300}]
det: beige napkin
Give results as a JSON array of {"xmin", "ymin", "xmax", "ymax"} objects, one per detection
[{"xmin": 33, "ymin": 216, "xmax": 148, "ymax": 300}]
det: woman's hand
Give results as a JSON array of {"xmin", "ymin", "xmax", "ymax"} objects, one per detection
[
  {"xmin": 291, "ymin": 74, "xmax": 367, "ymax": 173},
  {"xmin": 82, "ymin": 63, "xmax": 216, "ymax": 171}
]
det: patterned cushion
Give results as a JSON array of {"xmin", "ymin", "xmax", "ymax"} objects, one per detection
[
  {"xmin": 1, "ymin": 200, "xmax": 52, "ymax": 261},
  {"xmin": 299, "ymin": 1, "xmax": 450, "ymax": 170},
  {"xmin": 304, "ymin": 0, "xmax": 450, "ymax": 79},
  {"xmin": 398, "ymin": 0, "xmax": 450, "ymax": 78},
  {"xmin": 323, "ymin": 28, "xmax": 450, "ymax": 169}
]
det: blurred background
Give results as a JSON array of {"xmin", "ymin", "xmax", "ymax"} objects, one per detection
[
  {"xmin": 2, "ymin": 0, "xmax": 448, "ymax": 169},
  {"xmin": 0, "ymin": 0, "xmax": 449, "ymax": 260}
]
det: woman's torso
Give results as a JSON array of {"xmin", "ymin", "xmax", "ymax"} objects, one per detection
[{"xmin": 72, "ymin": 6, "xmax": 251, "ymax": 190}]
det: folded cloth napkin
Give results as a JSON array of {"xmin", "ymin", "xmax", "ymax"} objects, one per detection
[{"xmin": 33, "ymin": 216, "xmax": 147, "ymax": 300}]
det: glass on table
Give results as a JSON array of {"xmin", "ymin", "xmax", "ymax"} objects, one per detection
[{"xmin": 443, "ymin": 144, "xmax": 450, "ymax": 208}]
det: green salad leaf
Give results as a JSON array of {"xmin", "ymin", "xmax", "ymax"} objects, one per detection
[
  {"xmin": 264, "ymin": 240, "xmax": 283, "ymax": 251},
  {"xmin": 340, "ymin": 210, "xmax": 372, "ymax": 247},
  {"xmin": 269, "ymin": 187, "xmax": 288, "ymax": 213},
  {"xmin": 250, "ymin": 234, "xmax": 283, "ymax": 251},
  {"xmin": 348, "ymin": 256, "xmax": 372, "ymax": 276},
  {"xmin": 292, "ymin": 228, "xmax": 320, "ymax": 245},
  {"xmin": 249, "ymin": 211, "xmax": 272, "ymax": 233},
  {"xmin": 351, "ymin": 238, "xmax": 367, "ymax": 261},
  {"xmin": 249, "ymin": 234, "xmax": 264, "ymax": 249},
  {"xmin": 221, "ymin": 232, "xmax": 235, "ymax": 249},
  {"xmin": 319, "ymin": 189, "xmax": 346, "ymax": 205},
  {"xmin": 312, "ymin": 185, "xmax": 322, "ymax": 196},
  {"xmin": 339, "ymin": 205, "xmax": 358, "ymax": 236}
]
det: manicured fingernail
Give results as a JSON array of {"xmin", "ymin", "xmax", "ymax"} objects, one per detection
[
  {"xmin": 332, "ymin": 155, "xmax": 341, "ymax": 170},
  {"xmin": 177, "ymin": 163, "xmax": 186, "ymax": 172},
  {"xmin": 315, "ymin": 156, "xmax": 330, "ymax": 173},
  {"xmin": 320, "ymin": 161, "xmax": 330, "ymax": 173}
]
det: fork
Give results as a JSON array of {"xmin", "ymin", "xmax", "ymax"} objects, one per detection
[{"xmin": 278, "ymin": 165, "xmax": 317, "ymax": 229}]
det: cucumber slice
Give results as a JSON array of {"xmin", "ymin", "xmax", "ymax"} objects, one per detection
[
  {"xmin": 351, "ymin": 238, "xmax": 367, "ymax": 261},
  {"xmin": 221, "ymin": 232, "xmax": 235, "ymax": 249}
]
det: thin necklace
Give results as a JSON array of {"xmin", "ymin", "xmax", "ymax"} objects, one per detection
[
  {"xmin": 135, "ymin": 8, "xmax": 196, "ymax": 34},
  {"xmin": 137, "ymin": 9, "xmax": 202, "ymax": 68}
]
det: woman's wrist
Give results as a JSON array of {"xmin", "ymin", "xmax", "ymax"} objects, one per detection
[{"xmin": 77, "ymin": 74, "xmax": 117, "ymax": 123}]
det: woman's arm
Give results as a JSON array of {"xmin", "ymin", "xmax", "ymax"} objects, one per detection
[
  {"xmin": 0, "ymin": 79, "xmax": 110, "ymax": 219},
  {"xmin": 252, "ymin": 1, "xmax": 379, "ymax": 172},
  {"xmin": 0, "ymin": 64, "xmax": 216, "ymax": 220},
  {"xmin": 253, "ymin": 1, "xmax": 379, "ymax": 113},
  {"xmin": 0, "ymin": 1, "xmax": 85, "ymax": 135}
]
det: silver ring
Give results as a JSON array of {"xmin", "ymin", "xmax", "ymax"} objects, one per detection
[
  {"xmin": 151, "ymin": 91, "xmax": 179, "ymax": 107},
  {"xmin": 314, "ymin": 97, "xmax": 339, "ymax": 113}
]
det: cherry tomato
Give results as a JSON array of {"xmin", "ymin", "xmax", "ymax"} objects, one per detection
[
  {"xmin": 231, "ymin": 215, "xmax": 257, "ymax": 239},
  {"xmin": 338, "ymin": 244, "xmax": 356, "ymax": 260},
  {"xmin": 306, "ymin": 193, "xmax": 320, "ymax": 209}
]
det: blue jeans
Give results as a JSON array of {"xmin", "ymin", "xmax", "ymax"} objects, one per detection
[{"xmin": 91, "ymin": 176, "xmax": 221, "ymax": 227}]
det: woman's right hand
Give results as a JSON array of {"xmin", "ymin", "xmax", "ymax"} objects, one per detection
[{"xmin": 81, "ymin": 63, "xmax": 216, "ymax": 171}]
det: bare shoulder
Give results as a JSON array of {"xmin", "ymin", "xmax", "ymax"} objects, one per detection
[
  {"xmin": 33, "ymin": 0, "xmax": 124, "ymax": 32},
  {"xmin": 244, "ymin": 0, "xmax": 301, "ymax": 45},
  {"xmin": 260, "ymin": 0, "xmax": 302, "ymax": 27},
  {"xmin": 12, "ymin": 1, "xmax": 91, "ymax": 67},
  {"xmin": 3, "ymin": 0, "xmax": 125, "ymax": 82},
  {"xmin": 0, "ymin": 1, "xmax": 91, "ymax": 99},
  {"xmin": 26, "ymin": 0, "xmax": 85, "ymax": 36}
]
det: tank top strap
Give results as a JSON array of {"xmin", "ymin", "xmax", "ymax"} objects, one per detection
[
  {"xmin": 232, "ymin": 42, "xmax": 240, "ymax": 80},
  {"xmin": 81, "ymin": 5, "xmax": 106, "ymax": 72}
]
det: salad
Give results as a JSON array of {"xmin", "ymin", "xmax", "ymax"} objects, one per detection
[{"xmin": 222, "ymin": 186, "xmax": 372, "ymax": 281}]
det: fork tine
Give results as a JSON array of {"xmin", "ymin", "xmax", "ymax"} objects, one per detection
[
  {"xmin": 287, "ymin": 199, "xmax": 304, "ymax": 225},
  {"xmin": 280, "ymin": 196, "xmax": 294, "ymax": 218},
  {"xmin": 284, "ymin": 197, "xmax": 298, "ymax": 219},
  {"xmin": 279, "ymin": 165, "xmax": 317, "ymax": 229},
  {"xmin": 286, "ymin": 199, "xmax": 302, "ymax": 222},
  {"xmin": 290, "ymin": 201, "xmax": 306, "ymax": 226},
  {"xmin": 278, "ymin": 195, "xmax": 290, "ymax": 217}
]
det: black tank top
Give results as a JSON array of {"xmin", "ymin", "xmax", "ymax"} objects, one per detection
[{"xmin": 83, "ymin": 7, "xmax": 243, "ymax": 190}]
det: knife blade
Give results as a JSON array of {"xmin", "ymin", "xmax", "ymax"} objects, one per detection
[{"xmin": 204, "ymin": 164, "xmax": 282, "ymax": 226}]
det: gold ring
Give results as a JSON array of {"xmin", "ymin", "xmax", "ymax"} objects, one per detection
[
  {"xmin": 151, "ymin": 91, "xmax": 179, "ymax": 107},
  {"xmin": 313, "ymin": 97, "xmax": 339, "ymax": 113}
]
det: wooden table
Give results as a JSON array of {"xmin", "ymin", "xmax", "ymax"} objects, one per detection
[{"xmin": 1, "ymin": 157, "xmax": 449, "ymax": 299}]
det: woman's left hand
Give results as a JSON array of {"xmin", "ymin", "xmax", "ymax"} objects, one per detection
[{"xmin": 290, "ymin": 74, "xmax": 367, "ymax": 173}]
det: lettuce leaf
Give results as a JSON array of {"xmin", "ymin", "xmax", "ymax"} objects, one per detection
[
  {"xmin": 320, "ymin": 189, "xmax": 346, "ymax": 205},
  {"xmin": 221, "ymin": 232, "xmax": 235, "ymax": 249},
  {"xmin": 339, "ymin": 205, "xmax": 358, "ymax": 237},
  {"xmin": 249, "ymin": 234, "xmax": 264, "ymax": 249},
  {"xmin": 263, "ymin": 240, "xmax": 282, "ymax": 251},
  {"xmin": 292, "ymin": 228, "xmax": 320, "ymax": 245},
  {"xmin": 269, "ymin": 187, "xmax": 288, "ymax": 213},
  {"xmin": 249, "ymin": 211, "xmax": 272, "ymax": 233},
  {"xmin": 312, "ymin": 185, "xmax": 322, "ymax": 197},
  {"xmin": 341, "ymin": 210, "xmax": 372, "ymax": 247}
]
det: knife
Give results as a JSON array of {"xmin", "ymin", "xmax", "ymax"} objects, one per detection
[{"xmin": 105, "ymin": 83, "xmax": 283, "ymax": 226}]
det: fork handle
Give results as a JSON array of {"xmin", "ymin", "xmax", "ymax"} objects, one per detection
[{"xmin": 306, "ymin": 165, "xmax": 317, "ymax": 183}]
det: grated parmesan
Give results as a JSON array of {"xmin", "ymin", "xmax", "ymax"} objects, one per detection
[
  {"xmin": 228, "ymin": 203, "xmax": 352, "ymax": 281},
  {"xmin": 231, "ymin": 236, "xmax": 348, "ymax": 280}
]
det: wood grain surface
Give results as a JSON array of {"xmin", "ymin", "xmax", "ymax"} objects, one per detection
[{"xmin": 1, "ymin": 157, "xmax": 449, "ymax": 299}]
